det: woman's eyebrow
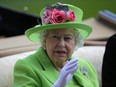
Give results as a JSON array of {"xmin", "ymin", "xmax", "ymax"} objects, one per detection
[
  {"xmin": 65, "ymin": 33, "xmax": 74, "ymax": 37},
  {"xmin": 51, "ymin": 32, "xmax": 74, "ymax": 36}
]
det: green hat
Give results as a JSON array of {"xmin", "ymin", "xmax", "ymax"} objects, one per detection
[{"xmin": 25, "ymin": 2, "xmax": 92, "ymax": 42}]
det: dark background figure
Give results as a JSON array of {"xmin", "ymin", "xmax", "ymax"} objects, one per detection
[
  {"xmin": 0, "ymin": 5, "xmax": 41, "ymax": 37},
  {"xmin": 102, "ymin": 33, "xmax": 116, "ymax": 87}
]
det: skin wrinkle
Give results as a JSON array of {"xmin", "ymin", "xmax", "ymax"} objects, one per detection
[
  {"xmin": 39, "ymin": 28, "xmax": 84, "ymax": 71},
  {"xmin": 40, "ymin": 28, "xmax": 84, "ymax": 50},
  {"xmin": 44, "ymin": 28, "xmax": 76, "ymax": 71}
]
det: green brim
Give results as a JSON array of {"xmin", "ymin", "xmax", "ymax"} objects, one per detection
[{"xmin": 25, "ymin": 23, "xmax": 92, "ymax": 43}]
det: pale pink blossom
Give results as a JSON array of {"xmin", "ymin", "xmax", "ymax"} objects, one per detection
[
  {"xmin": 67, "ymin": 10, "xmax": 76, "ymax": 21},
  {"xmin": 49, "ymin": 9, "xmax": 66, "ymax": 24}
]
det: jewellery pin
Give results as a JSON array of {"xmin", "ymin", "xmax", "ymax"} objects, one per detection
[{"xmin": 81, "ymin": 66, "xmax": 90, "ymax": 79}]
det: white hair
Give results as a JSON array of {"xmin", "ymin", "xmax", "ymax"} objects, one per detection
[
  {"xmin": 74, "ymin": 30, "xmax": 84, "ymax": 50},
  {"xmin": 38, "ymin": 29, "xmax": 84, "ymax": 50}
]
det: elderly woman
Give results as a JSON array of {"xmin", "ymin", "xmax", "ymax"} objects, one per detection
[{"xmin": 13, "ymin": 2, "xmax": 99, "ymax": 87}]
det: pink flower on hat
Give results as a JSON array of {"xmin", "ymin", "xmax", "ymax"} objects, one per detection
[
  {"xmin": 67, "ymin": 10, "xmax": 76, "ymax": 21},
  {"xmin": 43, "ymin": 10, "xmax": 51, "ymax": 24},
  {"xmin": 42, "ymin": 2, "xmax": 76, "ymax": 24},
  {"xmin": 49, "ymin": 9, "xmax": 66, "ymax": 24}
]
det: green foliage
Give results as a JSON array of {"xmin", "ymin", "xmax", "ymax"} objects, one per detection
[{"xmin": 0, "ymin": 0, "xmax": 116, "ymax": 19}]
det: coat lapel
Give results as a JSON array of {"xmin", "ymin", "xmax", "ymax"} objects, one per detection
[
  {"xmin": 35, "ymin": 47, "xmax": 60, "ymax": 84},
  {"xmin": 74, "ymin": 62, "xmax": 93, "ymax": 87}
]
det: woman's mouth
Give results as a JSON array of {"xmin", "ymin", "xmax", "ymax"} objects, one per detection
[{"xmin": 55, "ymin": 51, "xmax": 67, "ymax": 57}]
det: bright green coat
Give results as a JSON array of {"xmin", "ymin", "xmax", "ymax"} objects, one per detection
[{"xmin": 13, "ymin": 47, "xmax": 99, "ymax": 87}]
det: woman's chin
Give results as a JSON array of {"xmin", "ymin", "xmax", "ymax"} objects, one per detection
[{"xmin": 55, "ymin": 57, "xmax": 67, "ymax": 62}]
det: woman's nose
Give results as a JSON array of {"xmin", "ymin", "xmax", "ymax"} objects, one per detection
[{"xmin": 58, "ymin": 38, "xmax": 65, "ymax": 47}]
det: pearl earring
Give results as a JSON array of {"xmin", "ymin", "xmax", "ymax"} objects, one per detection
[{"xmin": 43, "ymin": 46, "xmax": 46, "ymax": 50}]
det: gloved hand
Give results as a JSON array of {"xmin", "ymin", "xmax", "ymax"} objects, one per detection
[{"xmin": 52, "ymin": 58, "xmax": 78, "ymax": 87}]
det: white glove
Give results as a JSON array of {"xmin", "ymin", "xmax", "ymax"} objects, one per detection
[{"xmin": 52, "ymin": 58, "xmax": 78, "ymax": 87}]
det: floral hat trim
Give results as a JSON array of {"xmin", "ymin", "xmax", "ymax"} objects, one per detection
[{"xmin": 42, "ymin": 2, "xmax": 76, "ymax": 24}]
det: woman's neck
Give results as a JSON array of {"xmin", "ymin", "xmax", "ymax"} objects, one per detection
[{"xmin": 53, "ymin": 61, "xmax": 68, "ymax": 71}]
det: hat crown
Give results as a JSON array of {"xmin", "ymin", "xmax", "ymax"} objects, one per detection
[
  {"xmin": 25, "ymin": 2, "xmax": 92, "ymax": 43},
  {"xmin": 40, "ymin": 3, "xmax": 83, "ymax": 25}
]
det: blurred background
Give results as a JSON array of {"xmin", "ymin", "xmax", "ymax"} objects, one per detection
[
  {"xmin": 0, "ymin": 1, "xmax": 116, "ymax": 86},
  {"xmin": 0, "ymin": 0, "xmax": 116, "ymax": 19},
  {"xmin": 0, "ymin": 0, "xmax": 116, "ymax": 37},
  {"xmin": 0, "ymin": 0, "xmax": 116, "ymax": 56}
]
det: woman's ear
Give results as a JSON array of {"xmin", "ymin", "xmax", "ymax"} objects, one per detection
[
  {"xmin": 42, "ymin": 35, "xmax": 46, "ymax": 47},
  {"xmin": 43, "ymin": 41, "xmax": 46, "ymax": 47},
  {"xmin": 42, "ymin": 37, "xmax": 46, "ymax": 50}
]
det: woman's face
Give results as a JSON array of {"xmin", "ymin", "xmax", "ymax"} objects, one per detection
[{"xmin": 44, "ymin": 28, "xmax": 76, "ymax": 63}]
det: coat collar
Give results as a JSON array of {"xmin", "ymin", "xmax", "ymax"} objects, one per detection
[
  {"xmin": 34, "ymin": 47, "xmax": 94, "ymax": 86},
  {"xmin": 34, "ymin": 46, "xmax": 60, "ymax": 84}
]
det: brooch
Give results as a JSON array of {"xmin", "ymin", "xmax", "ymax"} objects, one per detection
[{"xmin": 81, "ymin": 66, "xmax": 90, "ymax": 79}]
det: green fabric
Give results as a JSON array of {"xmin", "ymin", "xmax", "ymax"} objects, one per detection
[
  {"xmin": 13, "ymin": 47, "xmax": 99, "ymax": 87},
  {"xmin": 25, "ymin": 3, "xmax": 92, "ymax": 43}
]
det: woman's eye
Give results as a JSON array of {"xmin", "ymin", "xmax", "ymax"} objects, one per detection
[
  {"xmin": 65, "ymin": 37, "xmax": 72, "ymax": 40},
  {"xmin": 53, "ymin": 36, "xmax": 59, "ymax": 39}
]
